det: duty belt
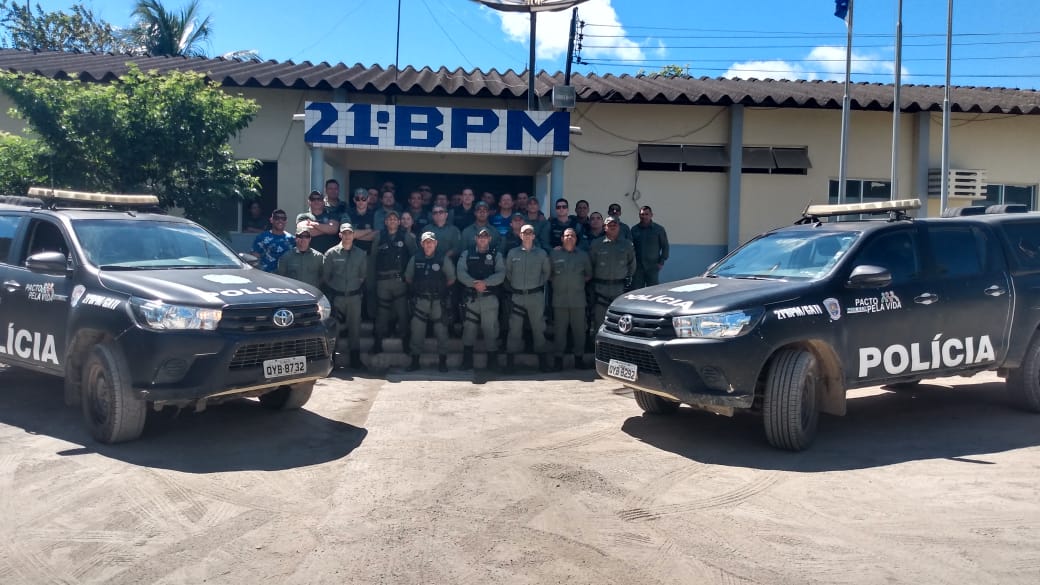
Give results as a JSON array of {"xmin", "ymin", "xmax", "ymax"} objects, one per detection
[
  {"xmin": 592, "ymin": 278, "xmax": 626, "ymax": 285},
  {"xmin": 377, "ymin": 271, "xmax": 402, "ymax": 281},
  {"xmin": 330, "ymin": 288, "xmax": 362, "ymax": 298},
  {"xmin": 414, "ymin": 293, "xmax": 443, "ymax": 300},
  {"xmin": 512, "ymin": 285, "xmax": 544, "ymax": 296}
]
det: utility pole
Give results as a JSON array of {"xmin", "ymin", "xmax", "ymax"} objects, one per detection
[{"xmin": 565, "ymin": 7, "xmax": 577, "ymax": 85}]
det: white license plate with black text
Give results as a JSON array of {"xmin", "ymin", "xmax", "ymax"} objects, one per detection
[
  {"xmin": 607, "ymin": 359, "xmax": 638, "ymax": 382},
  {"xmin": 263, "ymin": 356, "xmax": 307, "ymax": 379}
]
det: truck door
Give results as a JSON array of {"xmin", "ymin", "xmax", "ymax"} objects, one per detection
[
  {"xmin": 836, "ymin": 226, "xmax": 943, "ymax": 385},
  {"xmin": 0, "ymin": 219, "xmax": 72, "ymax": 373},
  {"xmin": 921, "ymin": 223, "xmax": 1012, "ymax": 369}
]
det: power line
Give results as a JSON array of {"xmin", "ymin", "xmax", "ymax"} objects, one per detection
[
  {"xmin": 581, "ymin": 39, "xmax": 1040, "ymax": 50},
  {"xmin": 582, "ymin": 54, "xmax": 1040, "ymax": 64}
]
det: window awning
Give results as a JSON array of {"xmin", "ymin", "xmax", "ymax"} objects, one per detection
[
  {"xmin": 682, "ymin": 145, "xmax": 729, "ymax": 167},
  {"xmin": 638, "ymin": 144, "xmax": 683, "ymax": 164},
  {"xmin": 773, "ymin": 147, "xmax": 812, "ymax": 169},
  {"xmin": 742, "ymin": 147, "xmax": 775, "ymax": 169}
]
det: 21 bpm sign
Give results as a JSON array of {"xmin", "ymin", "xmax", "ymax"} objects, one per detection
[{"xmin": 304, "ymin": 102, "xmax": 570, "ymax": 156}]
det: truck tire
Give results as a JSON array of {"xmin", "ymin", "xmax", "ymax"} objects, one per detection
[
  {"xmin": 763, "ymin": 349, "xmax": 820, "ymax": 451},
  {"xmin": 1006, "ymin": 336, "xmax": 1040, "ymax": 412},
  {"xmin": 81, "ymin": 342, "xmax": 147, "ymax": 444},
  {"xmin": 633, "ymin": 389, "xmax": 680, "ymax": 414},
  {"xmin": 258, "ymin": 381, "xmax": 314, "ymax": 410}
]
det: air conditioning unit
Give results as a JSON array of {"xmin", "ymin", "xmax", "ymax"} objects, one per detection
[
  {"xmin": 552, "ymin": 85, "xmax": 576, "ymax": 110},
  {"xmin": 928, "ymin": 168, "xmax": 987, "ymax": 199}
]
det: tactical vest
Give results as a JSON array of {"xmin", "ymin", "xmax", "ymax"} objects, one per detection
[
  {"xmin": 412, "ymin": 253, "xmax": 448, "ymax": 297},
  {"xmin": 549, "ymin": 217, "xmax": 579, "ymax": 248},
  {"xmin": 375, "ymin": 229, "xmax": 409, "ymax": 273},
  {"xmin": 466, "ymin": 245, "xmax": 499, "ymax": 283}
]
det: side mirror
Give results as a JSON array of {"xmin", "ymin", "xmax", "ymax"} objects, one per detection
[
  {"xmin": 238, "ymin": 252, "xmax": 259, "ymax": 267},
  {"xmin": 26, "ymin": 251, "xmax": 70, "ymax": 274},
  {"xmin": 846, "ymin": 264, "xmax": 892, "ymax": 289}
]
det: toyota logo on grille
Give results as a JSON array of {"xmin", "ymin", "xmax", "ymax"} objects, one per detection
[
  {"xmin": 272, "ymin": 308, "xmax": 295, "ymax": 328},
  {"xmin": 618, "ymin": 314, "xmax": 633, "ymax": 334}
]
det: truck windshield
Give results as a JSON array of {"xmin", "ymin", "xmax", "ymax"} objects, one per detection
[
  {"xmin": 708, "ymin": 231, "xmax": 859, "ymax": 281},
  {"xmin": 73, "ymin": 219, "xmax": 243, "ymax": 269}
]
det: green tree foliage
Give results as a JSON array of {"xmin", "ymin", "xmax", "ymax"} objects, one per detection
[
  {"xmin": 0, "ymin": 1, "xmax": 131, "ymax": 53},
  {"xmin": 0, "ymin": 131, "xmax": 49, "ymax": 194},
  {"xmin": 0, "ymin": 65, "xmax": 261, "ymax": 228},
  {"xmin": 125, "ymin": 0, "xmax": 212, "ymax": 57}
]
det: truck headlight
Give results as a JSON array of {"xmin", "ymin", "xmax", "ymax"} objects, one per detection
[
  {"xmin": 317, "ymin": 296, "xmax": 332, "ymax": 321},
  {"xmin": 673, "ymin": 309, "xmax": 761, "ymax": 339},
  {"xmin": 130, "ymin": 297, "xmax": 222, "ymax": 331}
]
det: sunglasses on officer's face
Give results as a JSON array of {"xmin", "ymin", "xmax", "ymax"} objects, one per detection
[
  {"xmin": 556, "ymin": 204, "xmax": 568, "ymax": 209},
  {"xmin": 297, "ymin": 233, "xmax": 312, "ymax": 238},
  {"xmin": 273, "ymin": 216, "xmax": 287, "ymax": 222}
]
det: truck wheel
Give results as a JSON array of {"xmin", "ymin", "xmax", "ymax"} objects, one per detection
[
  {"xmin": 81, "ymin": 342, "xmax": 146, "ymax": 444},
  {"xmin": 763, "ymin": 349, "xmax": 820, "ymax": 451},
  {"xmin": 258, "ymin": 381, "xmax": 314, "ymax": 410},
  {"xmin": 633, "ymin": 389, "xmax": 680, "ymax": 414},
  {"xmin": 1007, "ymin": 336, "xmax": 1040, "ymax": 412}
]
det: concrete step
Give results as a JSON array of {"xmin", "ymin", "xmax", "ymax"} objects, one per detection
[{"xmin": 333, "ymin": 349, "xmax": 591, "ymax": 372}]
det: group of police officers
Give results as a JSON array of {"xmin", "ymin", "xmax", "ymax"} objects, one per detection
[{"xmin": 274, "ymin": 185, "xmax": 656, "ymax": 376}]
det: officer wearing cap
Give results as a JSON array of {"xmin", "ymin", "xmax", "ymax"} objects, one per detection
[
  {"xmin": 296, "ymin": 190, "xmax": 340, "ymax": 253},
  {"xmin": 404, "ymin": 231, "xmax": 455, "ymax": 372},
  {"xmin": 457, "ymin": 227, "xmax": 505, "ymax": 371},
  {"xmin": 607, "ymin": 202, "xmax": 632, "ymax": 241},
  {"xmin": 550, "ymin": 227, "xmax": 593, "ymax": 370},
  {"xmin": 505, "ymin": 224, "xmax": 552, "ymax": 372},
  {"xmin": 589, "ymin": 215, "xmax": 636, "ymax": 333},
  {"xmin": 322, "ymin": 222, "xmax": 367, "ymax": 369},
  {"xmin": 369, "ymin": 210, "xmax": 417, "ymax": 353},
  {"xmin": 461, "ymin": 201, "xmax": 502, "ymax": 249},
  {"xmin": 276, "ymin": 222, "xmax": 324, "ymax": 289}
]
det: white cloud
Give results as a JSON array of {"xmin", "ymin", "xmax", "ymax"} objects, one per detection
[
  {"xmin": 724, "ymin": 45, "xmax": 910, "ymax": 82},
  {"xmin": 494, "ymin": 0, "xmax": 645, "ymax": 62}
]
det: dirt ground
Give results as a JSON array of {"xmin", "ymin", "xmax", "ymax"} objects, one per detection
[{"xmin": 1, "ymin": 364, "xmax": 1039, "ymax": 585}]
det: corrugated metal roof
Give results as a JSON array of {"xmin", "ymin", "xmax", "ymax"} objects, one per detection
[{"xmin": 1, "ymin": 49, "xmax": 1038, "ymax": 114}]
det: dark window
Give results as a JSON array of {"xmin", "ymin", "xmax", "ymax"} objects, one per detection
[
  {"xmin": 23, "ymin": 220, "xmax": 69, "ymax": 264},
  {"xmin": 855, "ymin": 231, "xmax": 920, "ymax": 284},
  {"xmin": 636, "ymin": 144, "xmax": 808, "ymax": 174},
  {"xmin": 929, "ymin": 227, "xmax": 982, "ymax": 277},
  {"xmin": 0, "ymin": 215, "xmax": 20, "ymax": 263},
  {"xmin": 1000, "ymin": 220, "xmax": 1040, "ymax": 270}
]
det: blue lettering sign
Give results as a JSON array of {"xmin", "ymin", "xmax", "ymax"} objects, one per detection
[
  {"xmin": 506, "ymin": 110, "xmax": 569, "ymax": 153},
  {"xmin": 395, "ymin": 106, "xmax": 444, "ymax": 148},
  {"xmin": 451, "ymin": 108, "xmax": 500, "ymax": 149}
]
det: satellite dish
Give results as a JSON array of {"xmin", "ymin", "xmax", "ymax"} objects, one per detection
[{"xmin": 472, "ymin": 0, "xmax": 590, "ymax": 12}]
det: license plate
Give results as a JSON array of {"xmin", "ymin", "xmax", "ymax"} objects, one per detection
[
  {"xmin": 607, "ymin": 359, "xmax": 638, "ymax": 382},
  {"xmin": 263, "ymin": 356, "xmax": 307, "ymax": 379}
]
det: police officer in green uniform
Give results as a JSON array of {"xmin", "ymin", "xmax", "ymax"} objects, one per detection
[
  {"xmin": 426, "ymin": 204, "xmax": 464, "ymax": 337},
  {"xmin": 457, "ymin": 227, "xmax": 505, "ymax": 371},
  {"xmin": 505, "ymin": 224, "xmax": 551, "ymax": 372},
  {"xmin": 404, "ymin": 231, "xmax": 456, "ymax": 372},
  {"xmin": 276, "ymin": 222, "xmax": 324, "ymax": 288},
  {"xmin": 550, "ymin": 227, "xmax": 593, "ymax": 370},
  {"xmin": 589, "ymin": 215, "xmax": 636, "ymax": 332},
  {"xmin": 369, "ymin": 210, "xmax": 417, "ymax": 353},
  {"xmin": 630, "ymin": 205, "xmax": 670, "ymax": 288},
  {"xmin": 322, "ymin": 223, "xmax": 367, "ymax": 369}
]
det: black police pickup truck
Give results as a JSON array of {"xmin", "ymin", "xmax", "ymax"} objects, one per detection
[
  {"xmin": 597, "ymin": 198, "xmax": 1040, "ymax": 450},
  {"xmin": 0, "ymin": 188, "xmax": 336, "ymax": 443}
]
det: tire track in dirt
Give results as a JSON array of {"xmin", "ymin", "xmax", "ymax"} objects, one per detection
[{"xmin": 618, "ymin": 471, "xmax": 783, "ymax": 521}]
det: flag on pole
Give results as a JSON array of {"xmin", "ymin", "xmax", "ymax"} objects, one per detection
[{"xmin": 834, "ymin": 0, "xmax": 850, "ymax": 21}]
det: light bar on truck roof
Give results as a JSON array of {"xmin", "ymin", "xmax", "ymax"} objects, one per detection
[
  {"xmin": 803, "ymin": 198, "xmax": 921, "ymax": 219},
  {"xmin": 28, "ymin": 187, "xmax": 159, "ymax": 207}
]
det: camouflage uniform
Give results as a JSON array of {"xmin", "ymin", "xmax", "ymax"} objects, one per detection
[
  {"xmin": 405, "ymin": 250, "xmax": 455, "ymax": 370},
  {"xmin": 457, "ymin": 244, "xmax": 505, "ymax": 368}
]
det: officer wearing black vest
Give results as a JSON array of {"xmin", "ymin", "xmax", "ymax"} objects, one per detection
[
  {"xmin": 404, "ymin": 231, "xmax": 456, "ymax": 372},
  {"xmin": 369, "ymin": 210, "xmax": 417, "ymax": 353},
  {"xmin": 457, "ymin": 227, "xmax": 506, "ymax": 371}
]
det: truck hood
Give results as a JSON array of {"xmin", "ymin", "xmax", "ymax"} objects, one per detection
[
  {"xmin": 97, "ymin": 267, "xmax": 322, "ymax": 307},
  {"xmin": 612, "ymin": 276, "xmax": 815, "ymax": 316}
]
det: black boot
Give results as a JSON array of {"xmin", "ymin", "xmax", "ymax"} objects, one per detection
[
  {"xmin": 504, "ymin": 354, "xmax": 515, "ymax": 374},
  {"xmin": 349, "ymin": 350, "xmax": 362, "ymax": 369},
  {"xmin": 406, "ymin": 354, "xmax": 420, "ymax": 371},
  {"xmin": 554, "ymin": 356, "xmax": 564, "ymax": 372},
  {"xmin": 371, "ymin": 338, "xmax": 383, "ymax": 354},
  {"xmin": 577, "ymin": 354, "xmax": 593, "ymax": 370},
  {"xmin": 438, "ymin": 354, "xmax": 448, "ymax": 373},
  {"xmin": 488, "ymin": 353, "xmax": 501, "ymax": 372},
  {"xmin": 461, "ymin": 346, "xmax": 474, "ymax": 370}
]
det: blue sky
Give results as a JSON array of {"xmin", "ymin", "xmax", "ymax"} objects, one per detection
[{"xmin": 23, "ymin": 0, "xmax": 1040, "ymax": 89}]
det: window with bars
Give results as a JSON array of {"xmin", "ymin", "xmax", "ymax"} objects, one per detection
[{"xmin": 637, "ymin": 145, "xmax": 810, "ymax": 174}]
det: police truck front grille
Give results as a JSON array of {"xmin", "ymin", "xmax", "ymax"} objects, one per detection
[
  {"xmin": 220, "ymin": 304, "xmax": 321, "ymax": 332},
  {"xmin": 603, "ymin": 310, "xmax": 674, "ymax": 339},
  {"xmin": 229, "ymin": 338, "xmax": 330, "ymax": 369},
  {"xmin": 596, "ymin": 342, "xmax": 662, "ymax": 375}
]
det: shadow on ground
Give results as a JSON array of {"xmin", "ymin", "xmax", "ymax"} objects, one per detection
[
  {"xmin": 619, "ymin": 379, "xmax": 1040, "ymax": 471},
  {"xmin": 0, "ymin": 367, "xmax": 366, "ymax": 474}
]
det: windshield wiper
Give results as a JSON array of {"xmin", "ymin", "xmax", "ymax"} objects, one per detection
[{"xmin": 97, "ymin": 265, "xmax": 149, "ymax": 271}]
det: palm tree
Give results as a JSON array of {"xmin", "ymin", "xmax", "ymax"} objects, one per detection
[{"xmin": 126, "ymin": 0, "xmax": 211, "ymax": 57}]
